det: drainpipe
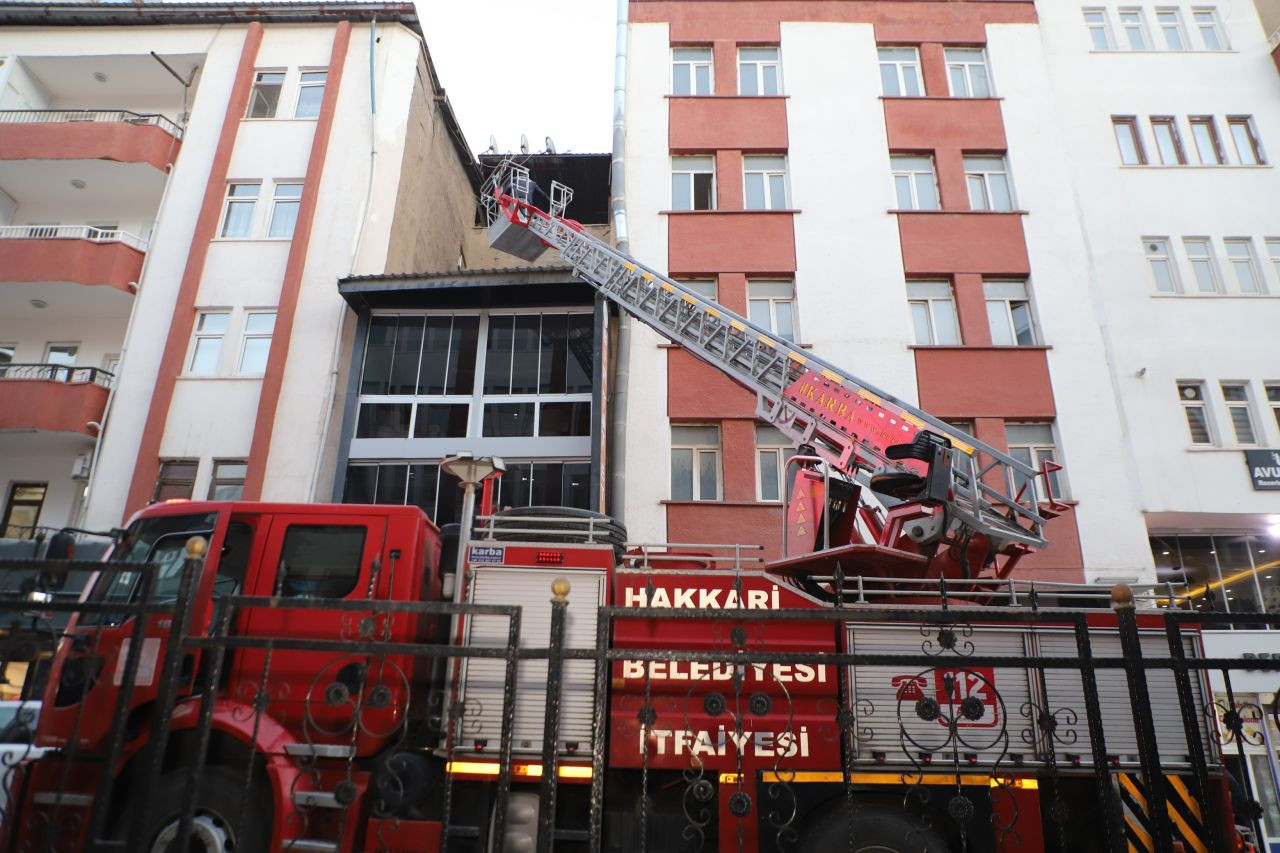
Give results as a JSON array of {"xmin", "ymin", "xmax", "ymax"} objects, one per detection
[{"xmin": 607, "ymin": 0, "xmax": 630, "ymax": 523}]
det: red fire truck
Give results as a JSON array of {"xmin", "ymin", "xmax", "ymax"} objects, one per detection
[{"xmin": 0, "ymin": 161, "xmax": 1251, "ymax": 853}]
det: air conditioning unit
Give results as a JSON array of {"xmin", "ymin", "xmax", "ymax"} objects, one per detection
[{"xmin": 71, "ymin": 453, "xmax": 92, "ymax": 480}]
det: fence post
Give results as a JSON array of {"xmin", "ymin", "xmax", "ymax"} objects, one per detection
[
  {"xmin": 537, "ymin": 578, "xmax": 570, "ymax": 851},
  {"xmin": 1164, "ymin": 614, "xmax": 1218, "ymax": 853},
  {"xmin": 1114, "ymin": 583, "xmax": 1176, "ymax": 852},
  {"xmin": 1072, "ymin": 614, "xmax": 1126, "ymax": 853}
]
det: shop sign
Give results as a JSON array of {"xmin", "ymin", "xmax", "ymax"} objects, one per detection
[{"xmin": 1245, "ymin": 450, "xmax": 1280, "ymax": 490}]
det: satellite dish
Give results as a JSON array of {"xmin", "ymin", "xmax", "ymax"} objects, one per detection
[
  {"xmin": 545, "ymin": 136, "xmax": 556, "ymax": 154},
  {"xmin": 486, "ymin": 134, "xmax": 497, "ymax": 154},
  {"xmin": 520, "ymin": 134, "xmax": 529, "ymax": 155}
]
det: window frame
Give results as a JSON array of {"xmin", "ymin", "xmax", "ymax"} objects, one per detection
[
  {"xmin": 906, "ymin": 280, "xmax": 961, "ymax": 346},
  {"xmin": 878, "ymin": 46, "xmax": 924, "ymax": 97},
  {"xmin": 1191, "ymin": 7, "xmax": 1227, "ymax": 50},
  {"xmin": 1112, "ymin": 117, "xmax": 1147, "ymax": 165},
  {"xmin": 1149, "ymin": 117, "xmax": 1187, "ymax": 165},
  {"xmin": 1182, "ymin": 238, "xmax": 1222, "ymax": 294},
  {"xmin": 1177, "ymin": 381, "xmax": 1215, "ymax": 445},
  {"xmin": 219, "ymin": 182, "xmax": 260, "ymax": 239},
  {"xmin": 1220, "ymin": 382, "xmax": 1259, "ymax": 445},
  {"xmin": 189, "ymin": 310, "xmax": 231, "ymax": 375},
  {"xmin": 963, "ymin": 154, "xmax": 1015, "ymax": 211},
  {"xmin": 679, "ymin": 279, "xmax": 718, "ymax": 301},
  {"xmin": 1005, "ymin": 423, "xmax": 1065, "ymax": 503},
  {"xmin": 1265, "ymin": 383, "xmax": 1280, "ymax": 436},
  {"xmin": 944, "ymin": 47, "xmax": 993, "ymax": 98},
  {"xmin": 1, "ymin": 482, "xmax": 47, "ymax": 539},
  {"xmin": 1154, "ymin": 8, "xmax": 1188, "ymax": 50},
  {"xmin": 671, "ymin": 424, "xmax": 721, "ymax": 501},
  {"xmin": 984, "ymin": 280, "xmax": 1037, "ymax": 346},
  {"xmin": 1189, "ymin": 116, "xmax": 1225, "ymax": 165},
  {"xmin": 743, "ymin": 155, "xmax": 788, "ymax": 211},
  {"xmin": 671, "ymin": 47, "xmax": 713, "ymax": 96},
  {"xmin": 267, "ymin": 181, "xmax": 304, "ymax": 239},
  {"xmin": 671, "ymin": 155, "xmax": 716, "ymax": 211},
  {"xmin": 1227, "ymin": 117, "xmax": 1265, "ymax": 166},
  {"xmin": 755, "ymin": 425, "xmax": 797, "ymax": 502},
  {"xmin": 1083, "ymin": 8, "xmax": 1115, "ymax": 50},
  {"xmin": 246, "ymin": 69, "xmax": 286, "ymax": 119},
  {"xmin": 1144, "ymin": 237, "xmax": 1181, "ymax": 294},
  {"xmin": 738, "ymin": 47, "xmax": 780, "ymax": 96},
  {"xmin": 890, "ymin": 154, "xmax": 941, "ymax": 211},
  {"xmin": 1117, "ymin": 8, "xmax": 1152, "ymax": 50},
  {"xmin": 237, "ymin": 310, "xmax": 278, "ymax": 375},
  {"xmin": 747, "ymin": 279, "xmax": 798, "ymax": 342},
  {"xmin": 1224, "ymin": 238, "xmax": 1264, "ymax": 295},
  {"xmin": 154, "ymin": 459, "xmax": 199, "ymax": 502},
  {"xmin": 208, "ymin": 460, "xmax": 248, "ymax": 500},
  {"xmin": 1267, "ymin": 239, "xmax": 1280, "ymax": 289},
  {"xmin": 293, "ymin": 69, "xmax": 328, "ymax": 119}
]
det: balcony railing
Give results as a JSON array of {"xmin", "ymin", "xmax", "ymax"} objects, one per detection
[
  {"xmin": 0, "ymin": 363, "xmax": 115, "ymax": 388},
  {"xmin": 0, "ymin": 108, "xmax": 182, "ymax": 139},
  {"xmin": 0, "ymin": 225, "xmax": 147, "ymax": 253}
]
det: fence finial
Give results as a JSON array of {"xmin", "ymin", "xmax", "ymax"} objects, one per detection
[
  {"xmin": 1110, "ymin": 583, "xmax": 1134, "ymax": 610},
  {"xmin": 185, "ymin": 536, "xmax": 208, "ymax": 559},
  {"xmin": 552, "ymin": 578, "xmax": 570, "ymax": 602}
]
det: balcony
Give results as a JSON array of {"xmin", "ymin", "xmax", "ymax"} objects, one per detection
[
  {"xmin": 0, "ymin": 109, "xmax": 182, "ymax": 171},
  {"xmin": 0, "ymin": 226, "xmax": 145, "ymax": 293},
  {"xmin": 0, "ymin": 365, "xmax": 113, "ymax": 438}
]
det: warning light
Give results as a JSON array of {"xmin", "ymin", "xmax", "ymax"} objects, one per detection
[
  {"xmin": 873, "ymin": 751, "xmax": 887, "ymax": 764},
  {"xmin": 919, "ymin": 752, "xmax": 933, "ymax": 766},
  {"xmin": 474, "ymin": 739, "xmax": 488, "ymax": 752},
  {"xmin": 1108, "ymin": 755, "xmax": 1120, "ymax": 767},
  {"xmin": 965, "ymin": 753, "xmax": 978, "ymax": 766},
  {"xmin": 537, "ymin": 551, "xmax": 564, "ymax": 565},
  {"xmin": 1067, "ymin": 754, "xmax": 1082, "ymax": 767}
]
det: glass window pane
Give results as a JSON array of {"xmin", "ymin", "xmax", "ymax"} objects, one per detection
[
  {"xmin": 510, "ymin": 315, "xmax": 541, "ymax": 394},
  {"xmin": 673, "ymin": 63, "xmax": 690, "ymax": 95},
  {"xmin": 768, "ymin": 174, "xmax": 787, "ymax": 209},
  {"xmin": 1232, "ymin": 260, "xmax": 1259, "ymax": 293},
  {"xmin": 774, "ymin": 301, "xmax": 795, "ymax": 340},
  {"xmin": 446, "ymin": 315, "xmax": 479, "ymax": 396},
  {"xmin": 894, "ymin": 175, "xmax": 914, "ymax": 209},
  {"xmin": 361, "ymin": 316, "xmax": 397, "ymax": 395},
  {"xmin": 221, "ymin": 201, "xmax": 254, "ymax": 237},
  {"xmin": 356, "ymin": 403, "xmax": 411, "ymax": 439},
  {"xmin": 413, "ymin": 403, "xmax": 469, "ymax": 438},
  {"xmin": 762, "ymin": 65, "xmax": 779, "ymax": 95},
  {"xmin": 948, "ymin": 66, "xmax": 967, "ymax": 97},
  {"xmin": 538, "ymin": 313, "xmax": 569, "ymax": 394},
  {"xmin": 540, "ymin": 401, "xmax": 592, "ymax": 437},
  {"xmin": 880, "ymin": 64, "xmax": 900, "ymax": 97},
  {"xmin": 247, "ymin": 73, "xmax": 283, "ymax": 118},
  {"xmin": 698, "ymin": 451, "xmax": 718, "ymax": 500},
  {"xmin": 910, "ymin": 302, "xmax": 933, "ymax": 345},
  {"xmin": 1151, "ymin": 259, "xmax": 1176, "ymax": 292},
  {"xmin": 389, "ymin": 316, "xmax": 423, "ymax": 395},
  {"xmin": 238, "ymin": 336, "xmax": 271, "ymax": 374},
  {"xmin": 987, "ymin": 302, "xmax": 1013, "ymax": 345},
  {"xmin": 374, "ymin": 465, "xmax": 407, "ymax": 505},
  {"xmin": 1191, "ymin": 260, "xmax": 1216, "ymax": 292},
  {"xmin": 759, "ymin": 449, "xmax": 780, "ymax": 501},
  {"xmin": 990, "ymin": 174, "xmax": 1012, "ymax": 210},
  {"xmin": 671, "ymin": 173, "xmax": 691, "ymax": 210},
  {"xmin": 406, "ymin": 464, "xmax": 439, "ymax": 517},
  {"xmin": 967, "ymin": 175, "xmax": 988, "ymax": 210},
  {"xmin": 418, "ymin": 316, "xmax": 452, "ymax": 395},
  {"xmin": 749, "ymin": 299, "xmax": 771, "ymax": 330},
  {"xmin": 902, "ymin": 66, "xmax": 921, "ymax": 96},
  {"xmin": 1011, "ymin": 302, "xmax": 1035, "ymax": 345},
  {"xmin": 933, "ymin": 299, "xmax": 959, "ymax": 345},
  {"xmin": 269, "ymin": 200, "xmax": 299, "ymax": 238},
  {"xmin": 739, "ymin": 63, "xmax": 758, "ymax": 96},
  {"xmin": 482, "ymin": 403, "xmax": 535, "ymax": 437},
  {"xmin": 745, "ymin": 173, "xmax": 765, "ymax": 209},
  {"xmin": 1230, "ymin": 407, "xmax": 1256, "ymax": 444},
  {"xmin": 189, "ymin": 338, "xmax": 222, "ymax": 374},
  {"xmin": 970, "ymin": 64, "xmax": 991, "ymax": 97},
  {"xmin": 244, "ymin": 312, "xmax": 276, "ymax": 334},
  {"xmin": 199, "ymin": 313, "xmax": 230, "ymax": 333},
  {"xmin": 1114, "ymin": 123, "xmax": 1141, "ymax": 164},
  {"xmin": 565, "ymin": 313, "xmax": 594, "ymax": 393},
  {"xmin": 483, "ymin": 315, "xmax": 514, "ymax": 393},
  {"xmin": 695, "ymin": 65, "xmax": 710, "ymax": 95},
  {"xmin": 671, "ymin": 448, "xmax": 693, "ymax": 500},
  {"xmin": 277, "ymin": 525, "xmax": 365, "ymax": 599},
  {"xmin": 295, "ymin": 83, "xmax": 325, "ymax": 118},
  {"xmin": 343, "ymin": 466, "xmax": 378, "ymax": 504},
  {"xmin": 914, "ymin": 173, "xmax": 938, "ymax": 210},
  {"xmin": 1231, "ymin": 123, "xmax": 1259, "ymax": 166},
  {"xmin": 1184, "ymin": 406, "xmax": 1211, "ymax": 443}
]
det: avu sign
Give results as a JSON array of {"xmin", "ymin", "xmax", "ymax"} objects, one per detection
[{"xmin": 1245, "ymin": 450, "xmax": 1280, "ymax": 490}]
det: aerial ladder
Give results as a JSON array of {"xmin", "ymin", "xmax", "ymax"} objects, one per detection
[{"xmin": 481, "ymin": 160, "xmax": 1061, "ymax": 584}]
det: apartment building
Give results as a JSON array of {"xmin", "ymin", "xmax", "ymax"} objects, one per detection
[{"xmin": 0, "ymin": 2, "xmax": 479, "ymax": 535}]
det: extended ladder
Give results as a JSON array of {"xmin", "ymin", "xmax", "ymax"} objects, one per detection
[{"xmin": 482, "ymin": 161, "xmax": 1049, "ymax": 554}]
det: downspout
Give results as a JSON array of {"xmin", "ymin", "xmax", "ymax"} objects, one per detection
[{"xmin": 608, "ymin": 0, "xmax": 630, "ymax": 523}]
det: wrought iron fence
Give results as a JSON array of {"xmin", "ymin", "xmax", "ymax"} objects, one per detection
[
  {"xmin": 0, "ymin": 109, "xmax": 182, "ymax": 139},
  {"xmin": 0, "ymin": 225, "xmax": 147, "ymax": 253},
  {"xmin": 0, "ymin": 364, "xmax": 114, "ymax": 388},
  {"xmin": 4, "ymin": 546, "xmax": 1280, "ymax": 853}
]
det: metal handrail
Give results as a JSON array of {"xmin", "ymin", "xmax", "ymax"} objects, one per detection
[
  {"xmin": 0, "ymin": 224, "xmax": 147, "ymax": 252},
  {"xmin": 0, "ymin": 363, "xmax": 114, "ymax": 388},
  {"xmin": 0, "ymin": 108, "xmax": 182, "ymax": 139}
]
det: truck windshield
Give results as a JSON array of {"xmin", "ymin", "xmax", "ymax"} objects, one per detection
[{"xmin": 96, "ymin": 512, "xmax": 218, "ymax": 604}]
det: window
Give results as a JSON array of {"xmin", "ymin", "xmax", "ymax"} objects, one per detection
[
  {"xmin": 209, "ymin": 461, "xmax": 247, "ymax": 500},
  {"xmin": 294, "ymin": 70, "xmax": 327, "ymax": 118},
  {"xmin": 1155, "ymin": 9, "xmax": 1187, "ymax": 50},
  {"xmin": 1178, "ymin": 382, "xmax": 1213, "ymax": 444},
  {"xmin": 1, "ymin": 483, "xmax": 46, "ymax": 539},
  {"xmin": 0, "ymin": 343, "xmax": 14, "ymax": 378},
  {"xmin": 1083, "ymin": 9, "xmax": 1114, "ymax": 50},
  {"xmin": 1118, "ymin": 9, "xmax": 1150, "ymax": 49},
  {"xmin": 1006, "ymin": 424, "xmax": 1063, "ymax": 503},
  {"xmin": 1227, "ymin": 117, "xmax": 1265, "ymax": 166},
  {"xmin": 672, "ymin": 48, "xmax": 712, "ymax": 96},
  {"xmin": 238, "ymin": 311, "xmax": 277, "ymax": 374},
  {"xmin": 671, "ymin": 425, "xmax": 720, "ymax": 500},
  {"xmin": 944, "ymin": 48, "xmax": 992, "ymax": 98},
  {"xmin": 680, "ymin": 279, "xmax": 718, "ymax": 301},
  {"xmin": 743, "ymin": 156, "xmax": 787, "ymax": 210},
  {"xmin": 1112, "ymin": 118, "xmax": 1147, "ymax": 165},
  {"xmin": 1192, "ymin": 8, "xmax": 1225, "ymax": 50},
  {"xmin": 1144, "ymin": 238, "xmax": 1180, "ymax": 293},
  {"xmin": 879, "ymin": 47, "xmax": 923, "ymax": 96},
  {"xmin": 1182, "ymin": 238, "xmax": 1220, "ymax": 293},
  {"xmin": 1224, "ymin": 239, "xmax": 1263, "ymax": 294},
  {"xmin": 1189, "ymin": 117, "xmax": 1224, "ymax": 165},
  {"xmin": 268, "ymin": 182, "xmax": 302, "ymax": 238},
  {"xmin": 907, "ymin": 281, "xmax": 961, "ymax": 345},
  {"xmin": 1268, "ymin": 239, "xmax": 1280, "ymax": 285},
  {"xmin": 756, "ymin": 425, "xmax": 797, "ymax": 502},
  {"xmin": 964, "ymin": 155, "xmax": 1014, "ymax": 211},
  {"xmin": 276, "ymin": 524, "xmax": 364, "ymax": 598},
  {"xmin": 671, "ymin": 156, "xmax": 715, "ymax": 211},
  {"xmin": 1266, "ymin": 383, "xmax": 1280, "ymax": 434},
  {"xmin": 739, "ymin": 47, "xmax": 779, "ymax": 96},
  {"xmin": 890, "ymin": 155, "xmax": 940, "ymax": 210},
  {"xmin": 985, "ymin": 281, "xmax": 1036, "ymax": 346},
  {"xmin": 748, "ymin": 280, "xmax": 796, "ymax": 341},
  {"xmin": 220, "ymin": 182, "xmax": 259, "ymax": 238},
  {"xmin": 154, "ymin": 460, "xmax": 198, "ymax": 501},
  {"xmin": 1150, "ymin": 117, "xmax": 1186, "ymax": 165},
  {"xmin": 45, "ymin": 342, "xmax": 78, "ymax": 369},
  {"xmin": 1221, "ymin": 383, "xmax": 1258, "ymax": 444},
  {"xmin": 189, "ymin": 311, "xmax": 230, "ymax": 375},
  {"xmin": 247, "ymin": 70, "xmax": 285, "ymax": 119}
]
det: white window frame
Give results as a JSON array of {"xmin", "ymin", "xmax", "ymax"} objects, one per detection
[
  {"xmin": 671, "ymin": 425, "xmax": 721, "ymax": 501},
  {"xmin": 964, "ymin": 155, "xmax": 1015, "ymax": 211},
  {"xmin": 1005, "ymin": 423, "xmax": 1065, "ymax": 503},
  {"xmin": 1266, "ymin": 239, "xmax": 1280, "ymax": 289},
  {"xmin": 1150, "ymin": 117, "xmax": 1187, "ymax": 165},
  {"xmin": 1154, "ymin": 8, "xmax": 1188, "ymax": 50},
  {"xmin": 208, "ymin": 460, "xmax": 248, "ymax": 500},
  {"xmin": 1178, "ymin": 381, "xmax": 1215, "ymax": 445},
  {"xmin": 672, "ymin": 47, "xmax": 713, "ymax": 96},
  {"xmin": 944, "ymin": 47, "xmax": 993, "ymax": 98},
  {"xmin": 189, "ymin": 310, "xmax": 231, "ymax": 376},
  {"xmin": 679, "ymin": 279, "xmax": 718, "ymax": 301},
  {"xmin": 747, "ymin": 280, "xmax": 797, "ymax": 342},
  {"xmin": 1224, "ymin": 238, "xmax": 1264, "ymax": 294},
  {"xmin": 984, "ymin": 280, "xmax": 1037, "ymax": 346},
  {"xmin": 1265, "ymin": 383, "xmax": 1280, "ymax": 436},
  {"xmin": 1227, "ymin": 116, "xmax": 1265, "ymax": 166},
  {"xmin": 1220, "ymin": 382, "xmax": 1259, "ymax": 445},
  {"xmin": 1112, "ymin": 117, "xmax": 1147, "ymax": 165},
  {"xmin": 1182, "ymin": 237, "xmax": 1221, "ymax": 293},
  {"xmin": 237, "ymin": 310, "xmax": 277, "ymax": 375},
  {"xmin": 755, "ymin": 425, "xmax": 797, "ymax": 502},
  {"xmin": 1189, "ymin": 116, "xmax": 1225, "ymax": 165},
  {"xmin": 268, "ymin": 181, "xmax": 303, "ymax": 239},
  {"xmin": 219, "ymin": 182, "xmax": 260, "ymax": 239},
  {"xmin": 906, "ymin": 280, "xmax": 961, "ymax": 345},
  {"xmin": 246, "ymin": 69, "xmax": 286, "ymax": 119},
  {"xmin": 878, "ymin": 47, "xmax": 923, "ymax": 97},
  {"xmin": 890, "ymin": 155, "xmax": 940, "ymax": 211},
  {"xmin": 671, "ymin": 156, "xmax": 716, "ymax": 211},
  {"xmin": 1117, "ymin": 8, "xmax": 1152, "ymax": 50},
  {"xmin": 1143, "ymin": 237, "xmax": 1181, "ymax": 294},
  {"xmin": 1083, "ymin": 8, "xmax": 1115, "ymax": 50},
  {"xmin": 738, "ymin": 47, "xmax": 780, "ymax": 96},
  {"xmin": 293, "ymin": 69, "xmax": 327, "ymax": 119},
  {"xmin": 1191, "ymin": 7, "xmax": 1227, "ymax": 50},
  {"xmin": 743, "ymin": 155, "xmax": 788, "ymax": 211}
]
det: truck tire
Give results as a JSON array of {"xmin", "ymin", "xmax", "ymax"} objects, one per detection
[
  {"xmin": 798, "ymin": 806, "xmax": 950, "ymax": 853},
  {"xmin": 135, "ymin": 765, "xmax": 270, "ymax": 853}
]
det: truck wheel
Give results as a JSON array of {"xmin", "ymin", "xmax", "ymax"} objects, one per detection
[
  {"xmin": 136, "ymin": 765, "xmax": 270, "ymax": 853},
  {"xmin": 798, "ymin": 806, "xmax": 950, "ymax": 853}
]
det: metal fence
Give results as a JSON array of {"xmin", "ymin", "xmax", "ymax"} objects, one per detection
[
  {"xmin": 3, "ymin": 547, "xmax": 1280, "ymax": 853},
  {"xmin": 0, "ymin": 225, "xmax": 147, "ymax": 254},
  {"xmin": 0, "ymin": 109, "xmax": 182, "ymax": 139},
  {"xmin": 0, "ymin": 364, "xmax": 114, "ymax": 388}
]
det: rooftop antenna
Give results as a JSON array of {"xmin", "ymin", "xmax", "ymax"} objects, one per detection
[
  {"xmin": 520, "ymin": 134, "xmax": 529, "ymax": 155},
  {"xmin": 486, "ymin": 135, "xmax": 497, "ymax": 155},
  {"xmin": 545, "ymin": 136, "xmax": 556, "ymax": 154}
]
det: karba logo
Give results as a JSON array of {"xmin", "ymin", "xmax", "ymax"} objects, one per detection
[{"xmin": 892, "ymin": 668, "xmax": 1000, "ymax": 728}]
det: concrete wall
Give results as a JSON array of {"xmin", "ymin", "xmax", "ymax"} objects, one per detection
[{"xmin": 460, "ymin": 222, "xmax": 613, "ymax": 271}]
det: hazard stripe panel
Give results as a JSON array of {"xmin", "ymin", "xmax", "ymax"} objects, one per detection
[{"xmin": 1115, "ymin": 772, "xmax": 1207, "ymax": 853}]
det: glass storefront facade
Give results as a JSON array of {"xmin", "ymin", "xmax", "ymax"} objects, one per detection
[{"xmin": 1150, "ymin": 533, "xmax": 1280, "ymax": 616}]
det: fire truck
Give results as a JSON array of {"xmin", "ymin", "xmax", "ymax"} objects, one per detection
[{"xmin": 0, "ymin": 160, "xmax": 1255, "ymax": 853}]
